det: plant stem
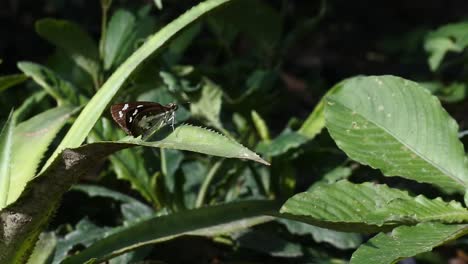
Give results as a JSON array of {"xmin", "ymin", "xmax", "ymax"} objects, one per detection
[{"xmin": 196, "ymin": 159, "xmax": 223, "ymax": 207}]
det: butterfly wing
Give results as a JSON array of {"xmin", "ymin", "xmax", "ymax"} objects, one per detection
[{"xmin": 110, "ymin": 102, "xmax": 173, "ymax": 137}]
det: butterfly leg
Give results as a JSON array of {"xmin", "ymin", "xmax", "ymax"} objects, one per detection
[{"xmin": 169, "ymin": 111, "xmax": 176, "ymax": 131}]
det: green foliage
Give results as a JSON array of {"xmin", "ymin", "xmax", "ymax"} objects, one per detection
[
  {"xmin": 18, "ymin": 62, "xmax": 85, "ymax": 105},
  {"xmin": 282, "ymin": 180, "xmax": 468, "ymax": 231},
  {"xmin": 1, "ymin": 1, "xmax": 468, "ymax": 263},
  {"xmin": 0, "ymin": 111, "xmax": 15, "ymax": 209},
  {"xmin": 9, "ymin": 106, "xmax": 76, "ymax": 205},
  {"xmin": 350, "ymin": 223, "xmax": 468, "ymax": 264},
  {"xmin": 325, "ymin": 76, "xmax": 468, "ymax": 192},
  {"xmin": 62, "ymin": 200, "xmax": 278, "ymax": 263},
  {"xmin": 281, "ymin": 75, "xmax": 468, "ymax": 262},
  {"xmin": 425, "ymin": 22, "xmax": 468, "ymax": 71}
]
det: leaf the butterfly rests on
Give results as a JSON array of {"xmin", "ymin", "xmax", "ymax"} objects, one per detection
[{"xmin": 110, "ymin": 102, "xmax": 178, "ymax": 139}]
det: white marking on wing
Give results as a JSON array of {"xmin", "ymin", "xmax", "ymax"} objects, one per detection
[
  {"xmin": 122, "ymin": 104, "xmax": 129, "ymax": 110},
  {"xmin": 118, "ymin": 111, "xmax": 123, "ymax": 118}
]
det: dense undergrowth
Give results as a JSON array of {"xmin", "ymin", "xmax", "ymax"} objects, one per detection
[{"xmin": 1, "ymin": 0, "xmax": 468, "ymax": 263}]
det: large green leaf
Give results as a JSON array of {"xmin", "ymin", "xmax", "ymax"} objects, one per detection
[
  {"xmin": 62, "ymin": 200, "xmax": 278, "ymax": 263},
  {"xmin": 280, "ymin": 181, "xmax": 468, "ymax": 233},
  {"xmin": 325, "ymin": 75, "xmax": 468, "ymax": 192},
  {"xmin": 8, "ymin": 106, "xmax": 76, "ymax": 206},
  {"xmin": 18, "ymin": 62, "xmax": 84, "ymax": 105},
  {"xmin": 35, "ymin": 18, "xmax": 100, "ymax": 83},
  {"xmin": 0, "ymin": 111, "xmax": 15, "ymax": 209},
  {"xmin": 424, "ymin": 22, "xmax": 468, "ymax": 71},
  {"xmin": 44, "ymin": 0, "xmax": 233, "ymax": 170},
  {"xmin": 350, "ymin": 223, "xmax": 468, "ymax": 264},
  {"xmin": 120, "ymin": 124, "xmax": 269, "ymax": 165}
]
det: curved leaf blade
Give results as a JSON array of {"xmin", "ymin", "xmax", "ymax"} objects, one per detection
[
  {"xmin": 18, "ymin": 62, "xmax": 83, "ymax": 105},
  {"xmin": 121, "ymin": 124, "xmax": 269, "ymax": 165},
  {"xmin": 280, "ymin": 181, "xmax": 468, "ymax": 233},
  {"xmin": 325, "ymin": 75, "xmax": 468, "ymax": 192},
  {"xmin": 62, "ymin": 200, "xmax": 278, "ymax": 264},
  {"xmin": 8, "ymin": 106, "xmax": 76, "ymax": 205},
  {"xmin": 350, "ymin": 223, "xmax": 468, "ymax": 264},
  {"xmin": 0, "ymin": 111, "xmax": 15, "ymax": 209}
]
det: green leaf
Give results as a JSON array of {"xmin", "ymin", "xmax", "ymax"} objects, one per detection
[
  {"xmin": 18, "ymin": 61, "xmax": 84, "ymax": 105},
  {"xmin": 421, "ymin": 81, "xmax": 466, "ymax": 103},
  {"xmin": 112, "ymin": 149, "xmax": 158, "ymax": 204},
  {"xmin": 325, "ymin": 76, "xmax": 468, "ymax": 192},
  {"xmin": 53, "ymin": 218, "xmax": 114, "ymax": 264},
  {"xmin": 424, "ymin": 22, "xmax": 468, "ymax": 71},
  {"xmin": 0, "ymin": 111, "xmax": 15, "ymax": 209},
  {"xmin": 72, "ymin": 184, "xmax": 145, "ymax": 204},
  {"xmin": 72, "ymin": 184, "xmax": 154, "ymax": 225},
  {"xmin": 13, "ymin": 91, "xmax": 48, "ymax": 122},
  {"xmin": 45, "ymin": 0, "xmax": 234, "ymax": 170},
  {"xmin": 105, "ymin": 9, "xmax": 157, "ymax": 71},
  {"xmin": 122, "ymin": 124, "xmax": 269, "ymax": 165},
  {"xmin": 257, "ymin": 130, "xmax": 308, "ymax": 157},
  {"xmin": 280, "ymin": 181, "xmax": 468, "ymax": 233},
  {"xmin": 90, "ymin": 118, "xmax": 160, "ymax": 205},
  {"xmin": 103, "ymin": 9, "xmax": 136, "ymax": 70},
  {"xmin": 153, "ymin": 0, "xmax": 163, "ymax": 9},
  {"xmin": 62, "ymin": 200, "xmax": 278, "ymax": 263},
  {"xmin": 190, "ymin": 78, "xmax": 224, "ymax": 131},
  {"xmin": 298, "ymin": 79, "xmax": 344, "ymax": 139},
  {"xmin": 35, "ymin": 18, "xmax": 100, "ymax": 83},
  {"xmin": 251, "ymin": 110, "xmax": 270, "ymax": 141},
  {"xmin": 350, "ymin": 223, "xmax": 468, "ymax": 264},
  {"xmin": 278, "ymin": 219, "xmax": 362, "ymax": 250},
  {"xmin": 8, "ymin": 106, "xmax": 76, "ymax": 205},
  {"xmin": 0, "ymin": 74, "xmax": 27, "ymax": 94},
  {"xmin": 310, "ymin": 166, "xmax": 353, "ymax": 189},
  {"xmin": 27, "ymin": 232, "xmax": 57, "ymax": 264}
]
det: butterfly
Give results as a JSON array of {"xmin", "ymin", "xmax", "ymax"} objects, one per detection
[{"xmin": 110, "ymin": 102, "xmax": 178, "ymax": 139}]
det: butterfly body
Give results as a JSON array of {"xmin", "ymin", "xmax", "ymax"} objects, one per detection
[{"xmin": 110, "ymin": 102, "xmax": 178, "ymax": 138}]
